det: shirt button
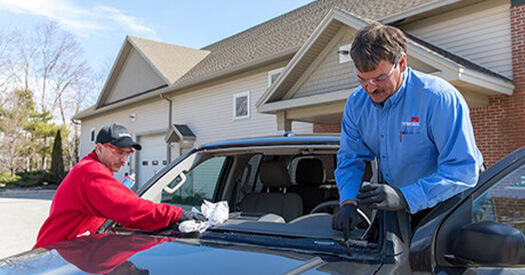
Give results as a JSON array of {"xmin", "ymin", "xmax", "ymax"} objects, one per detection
[
  {"xmin": 380, "ymin": 135, "xmax": 384, "ymax": 138},
  {"xmin": 382, "ymin": 155, "xmax": 386, "ymax": 159}
]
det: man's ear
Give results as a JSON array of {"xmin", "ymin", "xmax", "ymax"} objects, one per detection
[
  {"xmin": 95, "ymin": 143, "xmax": 104, "ymax": 154},
  {"xmin": 399, "ymin": 53, "xmax": 408, "ymax": 72}
]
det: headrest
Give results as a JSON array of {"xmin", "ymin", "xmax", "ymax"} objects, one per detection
[
  {"xmin": 259, "ymin": 161, "xmax": 291, "ymax": 188},
  {"xmin": 295, "ymin": 158, "xmax": 325, "ymax": 187}
]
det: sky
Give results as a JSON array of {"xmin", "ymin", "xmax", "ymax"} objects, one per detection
[{"xmin": 0, "ymin": 0, "xmax": 314, "ymax": 71}]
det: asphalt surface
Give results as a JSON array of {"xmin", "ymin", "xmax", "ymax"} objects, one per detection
[{"xmin": 0, "ymin": 189, "xmax": 55, "ymax": 259}]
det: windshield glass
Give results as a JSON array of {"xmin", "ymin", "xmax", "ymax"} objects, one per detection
[
  {"xmin": 162, "ymin": 156, "xmax": 227, "ymax": 211},
  {"xmin": 137, "ymin": 144, "xmax": 378, "ymax": 248}
]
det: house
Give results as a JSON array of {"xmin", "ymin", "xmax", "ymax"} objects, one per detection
[{"xmin": 74, "ymin": 0, "xmax": 524, "ymax": 187}]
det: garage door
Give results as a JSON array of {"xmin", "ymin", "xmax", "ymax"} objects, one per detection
[{"xmin": 137, "ymin": 134, "xmax": 167, "ymax": 188}]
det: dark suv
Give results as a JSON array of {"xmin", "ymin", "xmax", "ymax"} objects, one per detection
[{"xmin": 1, "ymin": 136, "xmax": 524, "ymax": 274}]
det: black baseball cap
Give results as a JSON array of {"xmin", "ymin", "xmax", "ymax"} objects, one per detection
[{"xmin": 96, "ymin": 123, "xmax": 142, "ymax": 150}]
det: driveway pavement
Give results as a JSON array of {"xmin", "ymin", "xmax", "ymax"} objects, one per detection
[{"xmin": 0, "ymin": 189, "xmax": 55, "ymax": 259}]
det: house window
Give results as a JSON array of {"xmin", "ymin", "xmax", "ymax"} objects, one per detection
[
  {"xmin": 233, "ymin": 91, "xmax": 250, "ymax": 120},
  {"xmin": 268, "ymin": 67, "xmax": 284, "ymax": 87},
  {"xmin": 90, "ymin": 128, "xmax": 96, "ymax": 143}
]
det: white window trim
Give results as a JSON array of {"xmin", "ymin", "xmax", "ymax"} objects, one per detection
[
  {"xmin": 233, "ymin": 91, "xmax": 250, "ymax": 120},
  {"xmin": 89, "ymin": 127, "xmax": 96, "ymax": 143},
  {"xmin": 339, "ymin": 43, "xmax": 352, "ymax": 64},
  {"xmin": 268, "ymin": 67, "xmax": 284, "ymax": 87}
]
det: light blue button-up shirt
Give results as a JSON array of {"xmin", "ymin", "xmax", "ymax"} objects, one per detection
[{"xmin": 335, "ymin": 67, "xmax": 483, "ymax": 214}]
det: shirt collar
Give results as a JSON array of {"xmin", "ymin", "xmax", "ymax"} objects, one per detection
[
  {"xmin": 88, "ymin": 150, "xmax": 98, "ymax": 161},
  {"xmin": 388, "ymin": 68, "xmax": 409, "ymax": 107}
]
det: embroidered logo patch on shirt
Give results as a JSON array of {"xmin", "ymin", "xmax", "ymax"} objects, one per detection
[
  {"xmin": 401, "ymin": 116, "xmax": 421, "ymax": 134},
  {"xmin": 401, "ymin": 120, "xmax": 420, "ymax": 127}
]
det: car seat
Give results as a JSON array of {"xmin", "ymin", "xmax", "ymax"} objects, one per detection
[
  {"xmin": 289, "ymin": 158, "xmax": 335, "ymax": 214},
  {"xmin": 239, "ymin": 160, "xmax": 303, "ymax": 221}
]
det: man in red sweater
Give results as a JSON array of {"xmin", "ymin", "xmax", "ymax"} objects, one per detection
[{"xmin": 34, "ymin": 123, "xmax": 205, "ymax": 248}]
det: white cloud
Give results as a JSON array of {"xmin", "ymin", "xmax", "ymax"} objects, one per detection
[{"xmin": 0, "ymin": 0, "xmax": 158, "ymax": 38}]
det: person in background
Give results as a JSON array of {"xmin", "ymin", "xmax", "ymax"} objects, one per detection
[
  {"xmin": 34, "ymin": 123, "xmax": 205, "ymax": 248},
  {"xmin": 332, "ymin": 22, "xmax": 483, "ymax": 238}
]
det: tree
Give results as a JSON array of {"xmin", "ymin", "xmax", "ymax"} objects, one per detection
[
  {"xmin": 51, "ymin": 130, "xmax": 65, "ymax": 183},
  {"xmin": 0, "ymin": 19, "xmax": 101, "ymax": 174},
  {"xmin": 0, "ymin": 89, "xmax": 34, "ymax": 175},
  {"xmin": 25, "ymin": 109, "xmax": 64, "ymax": 170}
]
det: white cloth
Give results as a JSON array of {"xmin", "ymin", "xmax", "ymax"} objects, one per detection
[{"xmin": 178, "ymin": 200, "xmax": 229, "ymax": 233}]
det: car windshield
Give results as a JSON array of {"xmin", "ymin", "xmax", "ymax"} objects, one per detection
[{"xmin": 133, "ymin": 139, "xmax": 377, "ymax": 248}]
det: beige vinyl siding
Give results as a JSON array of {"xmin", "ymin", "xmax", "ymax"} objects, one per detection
[
  {"xmin": 79, "ymin": 100, "xmax": 169, "ymax": 159},
  {"xmin": 402, "ymin": 0, "xmax": 512, "ymax": 79},
  {"xmin": 168, "ymin": 70, "xmax": 312, "ymax": 146},
  {"xmin": 293, "ymin": 27, "xmax": 359, "ymax": 99},
  {"xmin": 79, "ymin": 70, "xmax": 313, "ymax": 168},
  {"xmin": 106, "ymin": 48, "xmax": 166, "ymax": 104}
]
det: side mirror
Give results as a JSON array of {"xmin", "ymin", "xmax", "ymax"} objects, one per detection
[{"xmin": 451, "ymin": 221, "xmax": 525, "ymax": 265}]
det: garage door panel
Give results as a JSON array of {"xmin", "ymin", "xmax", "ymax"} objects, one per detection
[{"xmin": 138, "ymin": 134, "xmax": 167, "ymax": 187}]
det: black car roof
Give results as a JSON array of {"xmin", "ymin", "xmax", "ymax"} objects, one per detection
[{"xmin": 197, "ymin": 135, "xmax": 340, "ymax": 151}]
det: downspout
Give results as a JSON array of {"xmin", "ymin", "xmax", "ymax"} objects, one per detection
[
  {"xmin": 160, "ymin": 93, "xmax": 173, "ymax": 163},
  {"xmin": 70, "ymin": 119, "xmax": 82, "ymax": 163}
]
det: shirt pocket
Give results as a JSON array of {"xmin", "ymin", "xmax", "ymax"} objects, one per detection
[
  {"xmin": 398, "ymin": 132, "xmax": 433, "ymax": 163},
  {"xmin": 400, "ymin": 115, "xmax": 422, "ymax": 135}
]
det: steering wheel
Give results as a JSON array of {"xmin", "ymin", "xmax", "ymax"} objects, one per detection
[
  {"xmin": 310, "ymin": 200, "xmax": 341, "ymax": 215},
  {"xmin": 310, "ymin": 200, "xmax": 371, "ymax": 228}
]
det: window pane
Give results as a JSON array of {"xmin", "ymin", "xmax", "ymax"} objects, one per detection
[
  {"xmin": 473, "ymin": 163, "xmax": 525, "ymax": 233},
  {"xmin": 162, "ymin": 156, "xmax": 227, "ymax": 211},
  {"xmin": 235, "ymin": 96, "xmax": 248, "ymax": 117}
]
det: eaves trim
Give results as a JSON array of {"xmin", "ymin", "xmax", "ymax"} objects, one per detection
[
  {"xmin": 94, "ymin": 36, "xmax": 171, "ymax": 110},
  {"xmin": 73, "ymin": 84, "xmax": 172, "ymax": 120},
  {"xmin": 256, "ymin": 8, "xmax": 370, "ymax": 109},
  {"xmin": 172, "ymin": 46, "xmax": 299, "ymax": 91},
  {"xmin": 380, "ymin": 0, "xmax": 462, "ymax": 24},
  {"xmin": 258, "ymin": 89, "xmax": 352, "ymax": 114},
  {"xmin": 127, "ymin": 37, "xmax": 172, "ymax": 85}
]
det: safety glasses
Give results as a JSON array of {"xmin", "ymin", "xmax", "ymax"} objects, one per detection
[
  {"xmin": 357, "ymin": 62, "xmax": 397, "ymax": 86},
  {"xmin": 103, "ymin": 144, "xmax": 134, "ymax": 158}
]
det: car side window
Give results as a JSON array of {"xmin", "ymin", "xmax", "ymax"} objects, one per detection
[
  {"xmin": 472, "ymin": 163, "xmax": 525, "ymax": 233},
  {"xmin": 162, "ymin": 156, "xmax": 227, "ymax": 211}
]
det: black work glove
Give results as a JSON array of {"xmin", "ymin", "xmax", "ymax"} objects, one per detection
[
  {"xmin": 357, "ymin": 183, "xmax": 408, "ymax": 211},
  {"xmin": 178, "ymin": 211, "xmax": 207, "ymax": 223},
  {"xmin": 332, "ymin": 203, "xmax": 359, "ymax": 239}
]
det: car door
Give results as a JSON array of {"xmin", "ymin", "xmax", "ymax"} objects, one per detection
[{"xmin": 432, "ymin": 147, "xmax": 525, "ymax": 273}]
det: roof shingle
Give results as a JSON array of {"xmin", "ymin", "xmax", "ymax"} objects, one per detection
[{"xmin": 176, "ymin": 0, "xmax": 436, "ymax": 85}]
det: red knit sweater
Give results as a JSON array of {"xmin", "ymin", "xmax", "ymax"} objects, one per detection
[{"xmin": 34, "ymin": 151, "xmax": 183, "ymax": 248}]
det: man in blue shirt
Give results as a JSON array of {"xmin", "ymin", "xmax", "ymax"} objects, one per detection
[{"xmin": 332, "ymin": 22, "xmax": 483, "ymax": 238}]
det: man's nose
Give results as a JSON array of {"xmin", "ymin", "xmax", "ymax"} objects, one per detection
[
  {"xmin": 119, "ymin": 155, "xmax": 128, "ymax": 163},
  {"xmin": 365, "ymin": 82, "xmax": 377, "ymax": 92}
]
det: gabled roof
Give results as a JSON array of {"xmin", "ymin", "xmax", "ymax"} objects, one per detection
[
  {"xmin": 174, "ymin": 0, "xmax": 452, "ymax": 87},
  {"xmin": 75, "ymin": 0, "xmax": 501, "ymax": 120},
  {"xmin": 94, "ymin": 36, "xmax": 209, "ymax": 109},
  {"xmin": 165, "ymin": 124, "xmax": 196, "ymax": 143},
  {"xmin": 257, "ymin": 8, "xmax": 514, "ymax": 113},
  {"xmin": 128, "ymin": 37, "xmax": 210, "ymax": 85}
]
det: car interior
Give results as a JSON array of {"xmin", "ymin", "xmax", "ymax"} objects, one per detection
[
  {"xmin": 104, "ymin": 143, "xmax": 525, "ymax": 267},
  {"xmin": 133, "ymin": 145, "xmax": 379, "ymax": 245}
]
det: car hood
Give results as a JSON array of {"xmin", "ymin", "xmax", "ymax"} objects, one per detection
[{"xmin": 0, "ymin": 233, "xmax": 381, "ymax": 274}]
